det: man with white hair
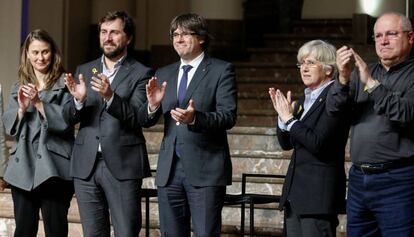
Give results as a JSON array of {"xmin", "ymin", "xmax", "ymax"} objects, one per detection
[{"xmin": 327, "ymin": 12, "xmax": 414, "ymax": 236}]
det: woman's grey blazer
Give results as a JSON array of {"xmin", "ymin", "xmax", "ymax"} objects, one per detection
[
  {"xmin": 2, "ymin": 76, "xmax": 74, "ymax": 191},
  {"xmin": 0, "ymin": 84, "xmax": 8, "ymax": 177}
]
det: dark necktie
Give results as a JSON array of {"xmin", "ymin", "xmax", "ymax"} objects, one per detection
[
  {"xmin": 175, "ymin": 65, "xmax": 192, "ymax": 158},
  {"xmin": 177, "ymin": 65, "xmax": 193, "ymax": 108}
]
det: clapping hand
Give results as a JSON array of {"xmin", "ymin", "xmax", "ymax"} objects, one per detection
[{"xmin": 64, "ymin": 73, "xmax": 87, "ymax": 103}]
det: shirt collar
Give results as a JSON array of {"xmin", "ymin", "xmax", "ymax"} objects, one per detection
[
  {"xmin": 101, "ymin": 54, "xmax": 126, "ymax": 71},
  {"xmin": 179, "ymin": 52, "xmax": 204, "ymax": 70},
  {"xmin": 304, "ymin": 80, "xmax": 334, "ymax": 100}
]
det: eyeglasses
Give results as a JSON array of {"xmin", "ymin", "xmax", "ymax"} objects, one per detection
[
  {"xmin": 170, "ymin": 32, "xmax": 198, "ymax": 39},
  {"xmin": 372, "ymin": 30, "xmax": 410, "ymax": 41},
  {"xmin": 296, "ymin": 60, "xmax": 321, "ymax": 68}
]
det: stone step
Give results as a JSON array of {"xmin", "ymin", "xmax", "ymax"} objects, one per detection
[
  {"xmin": 238, "ymin": 82, "xmax": 304, "ymax": 98},
  {"xmin": 263, "ymin": 34, "xmax": 351, "ymax": 49},
  {"xmin": 238, "ymin": 98, "xmax": 275, "ymax": 110},
  {"xmin": 247, "ymin": 48, "xmax": 298, "ymax": 63},
  {"xmin": 237, "ymin": 75, "xmax": 302, "ymax": 84},
  {"xmin": 235, "ymin": 63, "xmax": 299, "ymax": 78},
  {"xmin": 147, "ymin": 151, "xmax": 292, "ymax": 183},
  {"xmin": 291, "ymin": 19, "xmax": 352, "ymax": 35},
  {"xmin": 237, "ymin": 114, "xmax": 276, "ymax": 127},
  {"xmin": 144, "ymin": 126, "xmax": 281, "ymax": 152}
]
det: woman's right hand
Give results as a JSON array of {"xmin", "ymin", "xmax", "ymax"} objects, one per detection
[{"xmin": 17, "ymin": 86, "xmax": 30, "ymax": 118}]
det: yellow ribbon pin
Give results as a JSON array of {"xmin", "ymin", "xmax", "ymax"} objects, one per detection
[{"xmin": 92, "ymin": 68, "xmax": 98, "ymax": 75}]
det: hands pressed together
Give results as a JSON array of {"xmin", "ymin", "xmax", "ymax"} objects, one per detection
[
  {"xmin": 17, "ymin": 83, "xmax": 44, "ymax": 119},
  {"xmin": 336, "ymin": 46, "xmax": 376, "ymax": 87},
  {"xmin": 268, "ymin": 88, "xmax": 294, "ymax": 123}
]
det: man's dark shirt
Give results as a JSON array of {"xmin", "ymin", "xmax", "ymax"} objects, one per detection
[{"xmin": 326, "ymin": 57, "xmax": 414, "ymax": 164}]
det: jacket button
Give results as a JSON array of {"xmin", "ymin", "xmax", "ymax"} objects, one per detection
[
  {"xmin": 37, "ymin": 154, "xmax": 41, "ymax": 159},
  {"xmin": 95, "ymin": 136, "xmax": 99, "ymax": 140},
  {"xmin": 15, "ymin": 157, "xmax": 19, "ymax": 163}
]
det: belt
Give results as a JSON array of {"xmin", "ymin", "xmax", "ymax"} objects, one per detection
[{"xmin": 354, "ymin": 159, "xmax": 414, "ymax": 174}]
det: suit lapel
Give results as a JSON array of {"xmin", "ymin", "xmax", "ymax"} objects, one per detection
[
  {"xmin": 182, "ymin": 57, "xmax": 210, "ymax": 107},
  {"xmin": 110, "ymin": 57, "xmax": 132, "ymax": 91},
  {"xmin": 163, "ymin": 63, "xmax": 180, "ymax": 110},
  {"xmin": 89, "ymin": 60, "xmax": 105, "ymax": 109},
  {"xmin": 43, "ymin": 75, "xmax": 65, "ymax": 103}
]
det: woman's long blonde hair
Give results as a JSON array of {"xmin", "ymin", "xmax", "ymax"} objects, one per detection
[{"xmin": 18, "ymin": 29, "xmax": 64, "ymax": 90}]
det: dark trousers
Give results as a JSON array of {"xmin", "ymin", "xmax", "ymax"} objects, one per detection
[
  {"xmin": 347, "ymin": 165, "xmax": 414, "ymax": 237},
  {"xmin": 285, "ymin": 202, "xmax": 338, "ymax": 237},
  {"xmin": 74, "ymin": 159, "xmax": 142, "ymax": 237},
  {"xmin": 11, "ymin": 178, "xmax": 74, "ymax": 237},
  {"xmin": 158, "ymin": 157, "xmax": 226, "ymax": 237}
]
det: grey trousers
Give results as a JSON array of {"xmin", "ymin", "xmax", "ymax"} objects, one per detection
[{"xmin": 74, "ymin": 160, "xmax": 142, "ymax": 237}]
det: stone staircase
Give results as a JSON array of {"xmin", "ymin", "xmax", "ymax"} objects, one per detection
[
  {"xmin": 237, "ymin": 18, "xmax": 375, "ymax": 127},
  {"xmin": 0, "ymin": 18, "xmax": 374, "ymax": 236}
]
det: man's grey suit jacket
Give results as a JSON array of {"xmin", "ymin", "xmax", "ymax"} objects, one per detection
[{"xmin": 63, "ymin": 56, "xmax": 153, "ymax": 180}]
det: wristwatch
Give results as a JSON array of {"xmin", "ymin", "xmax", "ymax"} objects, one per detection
[{"xmin": 284, "ymin": 117, "xmax": 296, "ymax": 126}]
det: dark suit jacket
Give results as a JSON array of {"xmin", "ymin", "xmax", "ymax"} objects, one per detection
[
  {"xmin": 63, "ymin": 56, "xmax": 152, "ymax": 180},
  {"xmin": 140, "ymin": 55, "xmax": 237, "ymax": 187},
  {"xmin": 278, "ymin": 83, "xmax": 348, "ymax": 215}
]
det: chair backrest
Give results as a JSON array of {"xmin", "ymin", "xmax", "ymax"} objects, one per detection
[{"xmin": 241, "ymin": 173, "xmax": 285, "ymax": 196}]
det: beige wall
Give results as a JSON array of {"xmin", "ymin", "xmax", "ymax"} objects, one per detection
[
  {"xmin": 28, "ymin": 0, "xmax": 91, "ymax": 72},
  {"xmin": 0, "ymin": 0, "xmax": 21, "ymax": 106},
  {"xmin": 63, "ymin": 0, "xmax": 91, "ymax": 71},
  {"xmin": 28, "ymin": 0, "xmax": 65, "ymax": 53},
  {"xmin": 355, "ymin": 0, "xmax": 406, "ymax": 17},
  {"xmin": 190, "ymin": 0, "xmax": 243, "ymax": 20},
  {"xmin": 302, "ymin": 0, "xmax": 357, "ymax": 18},
  {"xmin": 147, "ymin": 0, "xmax": 189, "ymax": 46},
  {"xmin": 91, "ymin": 0, "xmax": 136, "ymax": 23}
]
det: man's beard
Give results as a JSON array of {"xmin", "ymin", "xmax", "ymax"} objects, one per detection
[{"xmin": 101, "ymin": 43, "xmax": 126, "ymax": 59}]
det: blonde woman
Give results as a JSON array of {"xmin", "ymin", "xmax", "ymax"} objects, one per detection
[
  {"xmin": 2, "ymin": 29, "xmax": 74, "ymax": 237},
  {"xmin": 270, "ymin": 40, "xmax": 349, "ymax": 237}
]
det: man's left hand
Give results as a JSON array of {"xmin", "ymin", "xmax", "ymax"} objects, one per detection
[
  {"xmin": 171, "ymin": 99, "xmax": 196, "ymax": 124},
  {"xmin": 91, "ymin": 74, "xmax": 113, "ymax": 101}
]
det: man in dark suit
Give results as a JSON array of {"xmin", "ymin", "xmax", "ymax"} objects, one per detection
[
  {"xmin": 140, "ymin": 13, "xmax": 237, "ymax": 237},
  {"xmin": 269, "ymin": 40, "xmax": 349, "ymax": 237},
  {"xmin": 63, "ymin": 11, "xmax": 152, "ymax": 237}
]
